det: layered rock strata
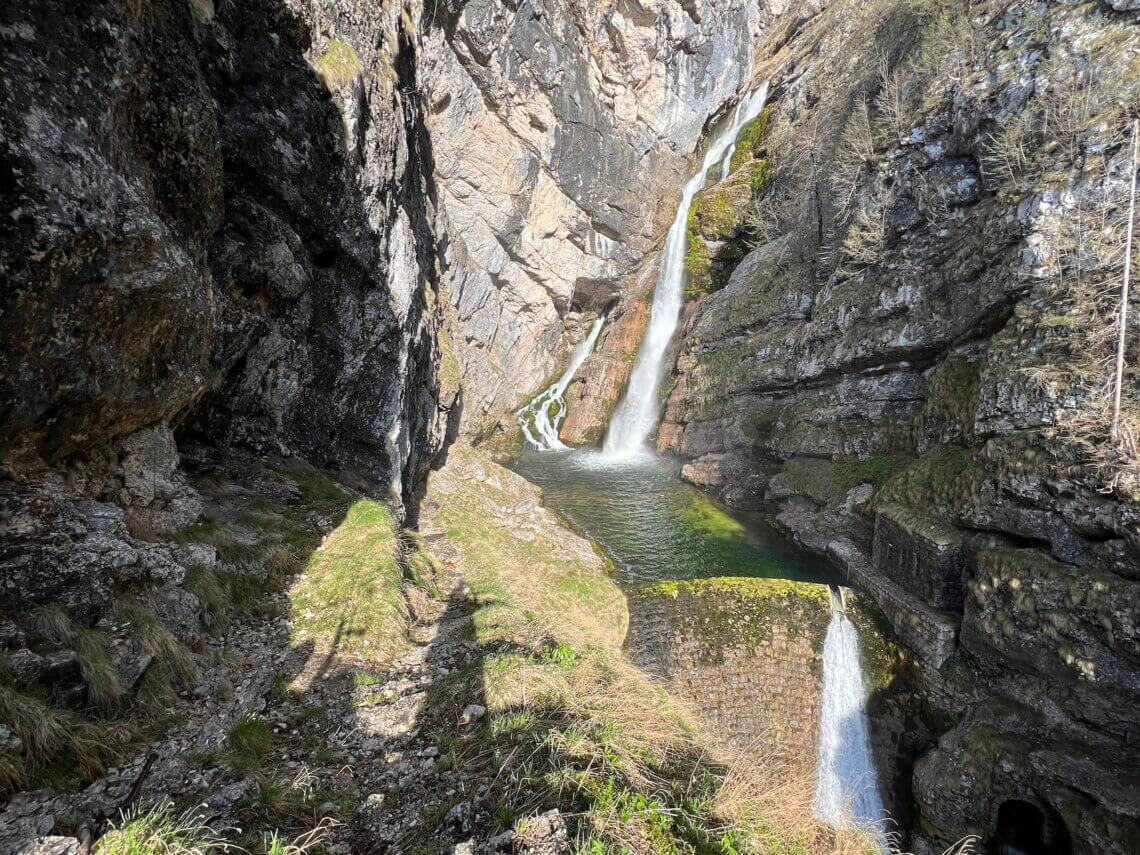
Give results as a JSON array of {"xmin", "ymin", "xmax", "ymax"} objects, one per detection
[
  {"xmin": 419, "ymin": 0, "xmax": 768, "ymax": 436},
  {"xmin": 656, "ymin": 1, "xmax": 1140, "ymax": 851}
]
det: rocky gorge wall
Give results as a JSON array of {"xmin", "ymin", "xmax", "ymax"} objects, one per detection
[
  {"xmin": 1, "ymin": 0, "xmax": 458, "ymax": 508},
  {"xmin": 421, "ymin": 0, "xmax": 773, "ymax": 439},
  {"xmin": 639, "ymin": 0, "xmax": 1140, "ymax": 851},
  {"xmin": 0, "ymin": 0, "xmax": 461, "ymax": 816},
  {"xmin": 3, "ymin": 0, "xmax": 1140, "ymax": 851}
]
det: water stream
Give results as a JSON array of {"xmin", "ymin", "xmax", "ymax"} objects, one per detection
[
  {"xmin": 511, "ymin": 78, "xmax": 886, "ymax": 841},
  {"xmin": 517, "ymin": 316, "xmax": 606, "ymax": 451},
  {"xmin": 814, "ymin": 589, "xmax": 887, "ymax": 843},
  {"xmin": 602, "ymin": 83, "xmax": 770, "ymax": 458}
]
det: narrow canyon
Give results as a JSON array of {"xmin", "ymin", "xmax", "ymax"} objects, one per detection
[{"xmin": 1, "ymin": 1, "xmax": 1138, "ymax": 854}]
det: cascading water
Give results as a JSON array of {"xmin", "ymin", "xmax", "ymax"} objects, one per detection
[
  {"xmin": 517, "ymin": 315, "xmax": 606, "ymax": 451},
  {"xmin": 719, "ymin": 83, "xmax": 771, "ymax": 181},
  {"xmin": 814, "ymin": 588, "xmax": 887, "ymax": 846},
  {"xmin": 602, "ymin": 81, "xmax": 770, "ymax": 459}
]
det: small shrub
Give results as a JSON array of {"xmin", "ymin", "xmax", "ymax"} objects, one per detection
[
  {"xmin": 541, "ymin": 643, "xmax": 579, "ymax": 668},
  {"xmin": 839, "ymin": 200, "xmax": 887, "ymax": 271}
]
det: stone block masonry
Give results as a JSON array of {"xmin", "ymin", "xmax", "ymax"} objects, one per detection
[
  {"xmin": 828, "ymin": 540, "xmax": 959, "ymax": 669},
  {"xmin": 873, "ymin": 503, "xmax": 967, "ymax": 610},
  {"xmin": 624, "ymin": 578, "xmax": 831, "ymax": 761}
]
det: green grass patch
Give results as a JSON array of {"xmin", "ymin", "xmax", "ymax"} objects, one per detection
[
  {"xmin": 421, "ymin": 447, "xmax": 867, "ymax": 853},
  {"xmin": 95, "ymin": 801, "xmax": 229, "ymax": 854},
  {"xmin": 313, "ymin": 39, "xmax": 362, "ymax": 90},
  {"xmin": 288, "ymin": 499, "xmax": 408, "ymax": 660},
  {"xmin": 226, "ymin": 715, "xmax": 273, "ymax": 776}
]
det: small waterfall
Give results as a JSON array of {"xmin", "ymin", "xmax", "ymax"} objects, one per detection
[
  {"xmin": 602, "ymin": 82, "xmax": 770, "ymax": 459},
  {"xmin": 814, "ymin": 588, "xmax": 887, "ymax": 845},
  {"xmin": 517, "ymin": 315, "xmax": 606, "ymax": 451},
  {"xmin": 719, "ymin": 83, "xmax": 771, "ymax": 180}
]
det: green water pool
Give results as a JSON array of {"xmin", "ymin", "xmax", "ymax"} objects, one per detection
[{"xmin": 509, "ymin": 448, "xmax": 841, "ymax": 586}]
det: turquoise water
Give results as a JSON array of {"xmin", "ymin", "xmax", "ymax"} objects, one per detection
[{"xmin": 509, "ymin": 448, "xmax": 840, "ymax": 586}]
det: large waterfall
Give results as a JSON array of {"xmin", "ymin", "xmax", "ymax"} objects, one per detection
[
  {"xmin": 602, "ymin": 82, "xmax": 770, "ymax": 459},
  {"xmin": 517, "ymin": 316, "xmax": 606, "ymax": 451},
  {"xmin": 814, "ymin": 589, "xmax": 886, "ymax": 845}
]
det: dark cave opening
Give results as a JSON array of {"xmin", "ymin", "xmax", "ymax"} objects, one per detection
[{"xmin": 991, "ymin": 799, "xmax": 1073, "ymax": 855}]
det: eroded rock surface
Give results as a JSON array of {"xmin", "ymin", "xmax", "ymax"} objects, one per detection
[
  {"xmin": 421, "ymin": 0, "xmax": 769, "ymax": 435},
  {"xmin": 1, "ymin": 0, "xmax": 456, "ymax": 507}
]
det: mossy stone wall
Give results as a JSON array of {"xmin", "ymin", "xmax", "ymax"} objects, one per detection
[{"xmin": 624, "ymin": 577, "xmax": 830, "ymax": 760}]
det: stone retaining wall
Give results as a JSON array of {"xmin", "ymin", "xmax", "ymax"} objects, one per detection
[{"xmin": 624, "ymin": 578, "xmax": 830, "ymax": 761}]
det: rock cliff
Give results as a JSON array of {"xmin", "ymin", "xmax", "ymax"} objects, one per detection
[
  {"xmin": 655, "ymin": 0, "xmax": 1140, "ymax": 851},
  {"xmin": 420, "ymin": 0, "xmax": 767, "ymax": 437},
  {"xmin": 0, "ymin": 0, "xmax": 458, "ymax": 827},
  {"xmin": 3, "ymin": 0, "xmax": 1140, "ymax": 852},
  {"xmin": 1, "ymin": 0, "xmax": 457, "ymax": 506}
]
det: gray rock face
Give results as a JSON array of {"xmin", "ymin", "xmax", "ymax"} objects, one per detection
[
  {"xmin": 1, "ymin": 0, "xmax": 455, "ymax": 507},
  {"xmin": 420, "ymin": 0, "xmax": 766, "ymax": 434},
  {"xmin": 654, "ymin": 0, "xmax": 1140, "ymax": 851}
]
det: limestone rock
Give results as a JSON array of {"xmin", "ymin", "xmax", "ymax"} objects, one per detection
[
  {"xmin": 422, "ymin": 0, "xmax": 766, "ymax": 436},
  {"xmin": 0, "ymin": 0, "xmax": 454, "ymax": 508}
]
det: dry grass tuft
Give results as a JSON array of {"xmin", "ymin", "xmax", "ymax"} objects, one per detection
[{"xmin": 715, "ymin": 750, "xmax": 874, "ymax": 854}]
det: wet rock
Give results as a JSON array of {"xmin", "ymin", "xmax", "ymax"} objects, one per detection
[{"xmin": 422, "ymin": 0, "xmax": 763, "ymax": 436}]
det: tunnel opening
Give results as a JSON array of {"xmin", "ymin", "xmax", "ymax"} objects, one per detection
[{"xmin": 991, "ymin": 798, "xmax": 1072, "ymax": 855}]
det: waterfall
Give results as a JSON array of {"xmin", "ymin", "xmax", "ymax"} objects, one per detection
[
  {"xmin": 814, "ymin": 588, "xmax": 887, "ymax": 846},
  {"xmin": 601, "ymin": 82, "xmax": 770, "ymax": 459},
  {"xmin": 719, "ymin": 84, "xmax": 771, "ymax": 180},
  {"xmin": 517, "ymin": 315, "xmax": 606, "ymax": 451}
]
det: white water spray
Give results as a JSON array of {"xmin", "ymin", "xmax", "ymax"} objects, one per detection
[
  {"xmin": 814, "ymin": 588, "xmax": 886, "ymax": 845},
  {"xmin": 517, "ymin": 316, "xmax": 606, "ymax": 451},
  {"xmin": 602, "ymin": 82, "xmax": 770, "ymax": 459}
]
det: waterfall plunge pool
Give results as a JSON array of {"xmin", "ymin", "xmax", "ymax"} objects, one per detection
[{"xmin": 509, "ymin": 447, "xmax": 842, "ymax": 587}]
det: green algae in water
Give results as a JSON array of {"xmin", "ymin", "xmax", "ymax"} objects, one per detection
[{"xmin": 510, "ymin": 449, "xmax": 840, "ymax": 586}]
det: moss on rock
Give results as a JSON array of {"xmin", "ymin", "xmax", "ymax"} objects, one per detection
[
  {"xmin": 313, "ymin": 39, "xmax": 362, "ymax": 90},
  {"xmin": 683, "ymin": 229, "xmax": 713, "ymax": 296},
  {"xmin": 728, "ymin": 105, "xmax": 775, "ymax": 173},
  {"xmin": 688, "ymin": 183, "xmax": 750, "ymax": 241},
  {"xmin": 628, "ymin": 576, "xmax": 831, "ymax": 660}
]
